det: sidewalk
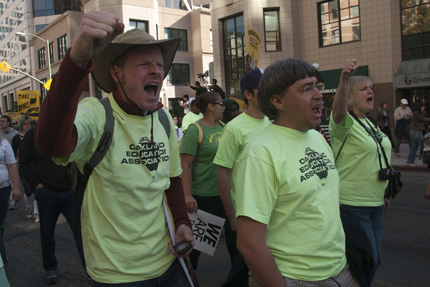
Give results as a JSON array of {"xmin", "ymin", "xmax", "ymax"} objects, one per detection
[{"xmin": 391, "ymin": 143, "xmax": 428, "ymax": 171}]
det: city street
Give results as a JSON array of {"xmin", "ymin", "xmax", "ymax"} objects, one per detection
[{"xmin": 3, "ymin": 169, "xmax": 430, "ymax": 287}]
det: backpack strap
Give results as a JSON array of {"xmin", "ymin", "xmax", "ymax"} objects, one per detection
[
  {"xmin": 157, "ymin": 108, "xmax": 171, "ymax": 139},
  {"xmin": 84, "ymin": 97, "xmax": 115, "ymax": 175},
  {"xmin": 74, "ymin": 96, "xmax": 114, "ymax": 270},
  {"xmin": 191, "ymin": 122, "xmax": 204, "ymax": 147}
]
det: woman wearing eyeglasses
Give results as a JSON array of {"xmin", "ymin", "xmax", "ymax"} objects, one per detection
[
  {"xmin": 329, "ymin": 59, "xmax": 392, "ymax": 287},
  {"xmin": 180, "ymin": 92, "xmax": 235, "ymax": 269}
]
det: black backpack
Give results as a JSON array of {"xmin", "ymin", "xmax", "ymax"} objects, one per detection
[{"xmin": 73, "ymin": 97, "xmax": 171, "ymax": 268}]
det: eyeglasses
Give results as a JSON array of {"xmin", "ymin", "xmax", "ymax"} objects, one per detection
[
  {"xmin": 212, "ymin": 102, "xmax": 224, "ymax": 107},
  {"xmin": 303, "ymin": 82, "xmax": 324, "ymax": 94}
]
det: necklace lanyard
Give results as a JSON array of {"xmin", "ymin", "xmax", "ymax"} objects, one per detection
[{"xmin": 349, "ymin": 112, "xmax": 390, "ymax": 170}]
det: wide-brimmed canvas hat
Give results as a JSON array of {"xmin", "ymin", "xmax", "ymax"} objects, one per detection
[{"xmin": 92, "ymin": 29, "xmax": 181, "ymax": 93}]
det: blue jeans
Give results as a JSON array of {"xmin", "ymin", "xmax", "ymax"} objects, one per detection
[
  {"xmin": 90, "ymin": 259, "xmax": 190, "ymax": 287},
  {"xmin": 407, "ymin": 129, "xmax": 423, "ymax": 164},
  {"xmin": 35, "ymin": 187, "xmax": 84, "ymax": 271},
  {"xmin": 0, "ymin": 186, "xmax": 11, "ymax": 267},
  {"xmin": 340, "ymin": 205, "xmax": 384, "ymax": 285}
]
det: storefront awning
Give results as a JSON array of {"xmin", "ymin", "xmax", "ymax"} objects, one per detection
[
  {"xmin": 319, "ymin": 66, "xmax": 368, "ymax": 93},
  {"xmin": 393, "ymin": 59, "xmax": 430, "ymax": 89}
]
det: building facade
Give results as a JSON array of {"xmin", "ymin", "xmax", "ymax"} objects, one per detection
[
  {"xmin": 0, "ymin": 0, "xmax": 83, "ymax": 115},
  {"xmin": 1, "ymin": 0, "xmax": 212, "ymax": 118},
  {"xmin": 210, "ymin": 0, "xmax": 430, "ymax": 122}
]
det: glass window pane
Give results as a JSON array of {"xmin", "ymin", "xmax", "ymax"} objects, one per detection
[
  {"xmin": 264, "ymin": 11, "xmax": 278, "ymax": 31},
  {"xmin": 339, "ymin": 0, "xmax": 348, "ymax": 9},
  {"xmin": 341, "ymin": 8, "xmax": 350, "ymax": 20},
  {"xmin": 236, "ymin": 15, "xmax": 244, "ymax": 35},
  {"xmin": 341, "ymin": 18, "xmax": 360, "ymax": 42},
  {"xmin": 403, "ymin": 47, "xmax": 422, "ymax": 60},
  {"xmin": 423, "ymin": 31, "xmax": 430, "ymax": 44},
  {"xmin": 350, "ymin": 0, "xmax": 359, "ymax": 6},
  {"xmin": 403, "ymin": 33, "xmax": 422, "ymax": 48},
  {"xmin": 321, "ymin": 2, "xmax": 329, "ymax": 13},
  {"xmin": 351, "ymin": 6, "xmax": 359, "ymax": 17},
  {"xmin": 226, "ymin": 18, "xmax": 235, "ymax": 38},
  {"xmin": 321, "ymin": 13, "xmax": 330, "ymax": 24},
  {"xmin": 330, "ymin": 9, "xmax": 339, "ymax": 23}
]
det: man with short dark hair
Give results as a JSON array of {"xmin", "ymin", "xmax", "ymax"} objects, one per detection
[
  {"xmin": 179, "ymin": 95, "xmax": 191, "ymax": 114},
  {"xmin": 19, "ymin": 128, "xmax": 84, "ymax": 285},
  {"xmin": 210, "ymin": 78, "xmax": 225, "ymax": 99},
  {"xmin": 181, "ymin": 99, "xmax": 203, "ymax": 132},
  {"xmin": 0, "ymin": 116, "xmax": 18, "ymax": 144},
  {"xmin": 214, "ymin": 68, "xmax": 270, "ymax": 287},
  {"xmin": 0, "ymin": 115, "xmax": 19, "ymax": 210},
  {"xmin": 234, "ymin": 59, "xmax": 359, "ymax": 286},
  {"xmin": 35, "ymin": 10, "xmax": 193, "ymax": 286},
  {"xmin": 188, "ymin": 81, "xmax": 207, "ymax": 97}
]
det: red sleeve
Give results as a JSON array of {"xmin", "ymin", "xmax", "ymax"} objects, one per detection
[
  {"xmin": 35, "ymin": 48, "xmax": 94, "ymax": 157},
  {"xmin": 165, "ymin": 176, "xmax": 192, "ymax": 230}
]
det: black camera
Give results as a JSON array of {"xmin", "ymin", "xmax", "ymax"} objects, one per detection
[{"xmin": 379, "ymin": 169, "xmax": 401, "ymax": 181}]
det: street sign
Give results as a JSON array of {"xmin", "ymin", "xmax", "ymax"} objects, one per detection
[{"xmin": 0, "ymin": 60, "xmax": 11, "ymax": 73}]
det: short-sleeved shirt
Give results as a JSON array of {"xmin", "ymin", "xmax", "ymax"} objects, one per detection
[
  {"xmin": 0, "ymin": 139, "xmax": 15, "ymax": 188},
  {"xmin": 181, "ymin": 112, "xmax": 203, "ymax": 132},
  {"xmin": 180, "ymin": 120, "xmax": 223, "ymax": 197},
  {"xmin": 329, "ymin": 113, "xmax": 391, "ymax": 206},
  {"xmin": 213, "ymin": 113, "xmax": 270, "ymax": 205},
  {"xmin": 55, "ymin": 94, "xmax": 181, "ymax": 284},
  {"xmin": 234, "ymin": 124, "xmax": 346, "ymax": 281}
]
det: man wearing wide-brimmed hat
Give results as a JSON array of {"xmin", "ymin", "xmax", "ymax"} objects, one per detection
[{"xmin": 35, "ymin": 11, "xmax": 193, "ymax": 286}]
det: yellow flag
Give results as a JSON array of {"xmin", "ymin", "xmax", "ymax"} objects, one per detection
[{"xmin": 43, "ymin": 78, "xmax": 52, "ymax": 91}]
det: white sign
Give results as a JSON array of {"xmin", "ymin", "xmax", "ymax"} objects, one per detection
[{"xmin": 188, "ymin": 210, "xmax": 225, "ymax": 256}]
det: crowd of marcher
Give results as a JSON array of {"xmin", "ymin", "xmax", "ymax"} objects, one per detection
[{"xmin": 1, "ymin": 9, "xmax": 428, "ymax": 287}]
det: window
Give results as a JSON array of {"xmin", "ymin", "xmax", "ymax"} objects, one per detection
[
  {"xmin": 263, "ymin": 8, "xmax": 281, "ymax": 52},
  {"xmin": 40, "ymin": 78, "xmax": 47, "ymax": 101},
  {"xmin": 57, "ymin": 34, "xmax": 67, "ymax": 60},
  {"xmin": 164, "ymin": 28, "xmax": 188, "ymax": 51},
  {"xmin": 167, "ymin": 63, "xmax": 189, "ymax": 86},
  {"xmin": 38, "ymin": 47, "xmax": 46, "ymax": 69},
  {"xmin": 210, "ymin": 29, "xmax": 213, "ymax": 52},
  {"xmin": 35, "ymin": 24, "xmax": 47, "ymax": 33},
  {"xmin": 401, "ymin": 0, "xmax": 430, "ymax": 60},
  {"xmin": 318, "ymin": 0, "xmax": 361, "ymax": 47},
  {"xmin": 33, "ymin": 0, "xmax": 82, "ymax": 17},
  {"xmin": 130, "ymin": 19, "xmax": 148, "ymax": 32},
  {"xmin": 49, "ymin": 42, "xmax": 54, "ymax": 64},
  {"xmin": 222, "ymin": 14, "xmax": 245, "ymax": 97}
]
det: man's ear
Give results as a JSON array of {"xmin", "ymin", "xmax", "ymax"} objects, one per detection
[
  {"xmin": 110, "ymin": 65, "xmax": 121, "ymax": 84},
  {"xmin": 271, "ymin": 93, "xmax": 284, "ymax": 112},
  {"xmin": 243, "ymin": 90, "xmax": 252, "ymax": 102}
]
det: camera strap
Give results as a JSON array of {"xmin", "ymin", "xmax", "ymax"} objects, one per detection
[{"xmin": 349, "ymin": 112, "xmax": 390, "ymax": 170}]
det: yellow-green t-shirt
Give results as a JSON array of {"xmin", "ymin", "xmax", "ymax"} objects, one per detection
[
  {"xmin": 234, "ymin": 124, "xmax": 346, "ymax": 281},
  {"xmin": 181, "ymin": 112, "xmax": 203, "ymax": 132},
  {"xmin": 213, "ymin": 113, "xmax": 270, "ymax": 206},
  {"xmin": 329, "ymin": 113, "xmax": 391, "ymax": 206},
  {"xmin": 55, "ymin": 95, "xmax": 181, "ymax": 283}
]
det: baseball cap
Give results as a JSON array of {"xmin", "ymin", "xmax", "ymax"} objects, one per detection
[
  {"xmin": 240, "ymin": 68, "xmax": 264, "ymax": 94},
  {"xmin": 400, "ymin": 99, "xmax": 408, "ymax": 105}
]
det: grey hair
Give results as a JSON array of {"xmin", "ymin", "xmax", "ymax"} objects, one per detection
[
  {"xmin": 257, "ymin": 58, "xmax": 316, "ymax": 121},
  {"xmin": 347, "ymin": 76, "xmax": 373, "ymax": 110}
]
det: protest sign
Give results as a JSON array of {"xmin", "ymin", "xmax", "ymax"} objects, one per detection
[
  {"xmin": 17, "ymin": 90, "xmax": 40, "ymax": 120},
  {"xmin": 188, "ymin": 210, "xmax": 225, "ymax": 256}
]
